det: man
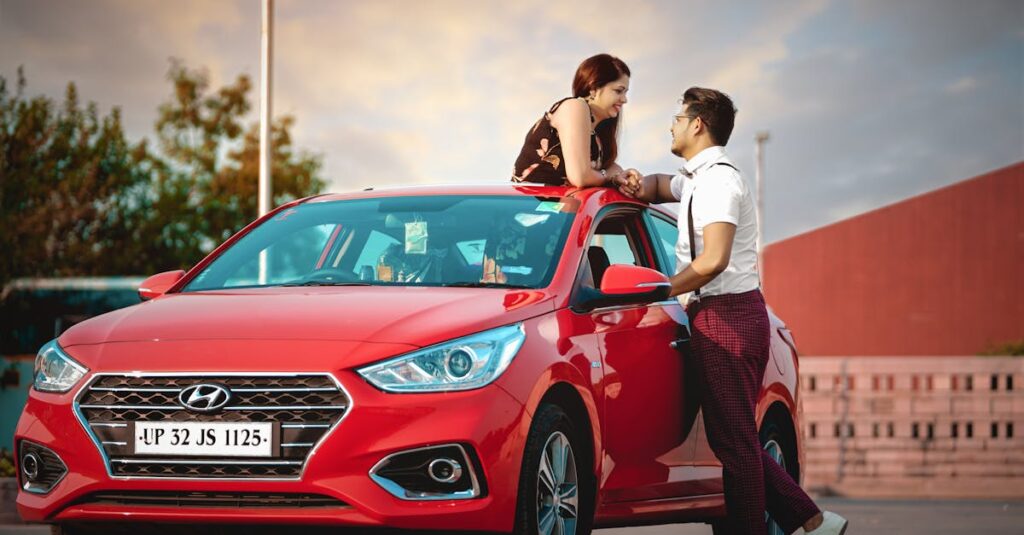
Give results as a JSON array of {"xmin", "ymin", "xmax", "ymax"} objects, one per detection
[{"xmin": 618, "ymin": 87, "xmax": 848, "ymax": 535}]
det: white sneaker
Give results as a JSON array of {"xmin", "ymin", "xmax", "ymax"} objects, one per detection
[{"xmin": 805, "ymin": 510, "xmax": 849, "ymax": 534}]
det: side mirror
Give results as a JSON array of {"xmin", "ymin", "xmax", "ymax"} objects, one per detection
[
  {"xmin": 138, "ymin": 270, "xmax": 186, "ymax": 301},
  {"xmin": 573, "ymin": 265, "xmax": 672, "ymax": 312}
]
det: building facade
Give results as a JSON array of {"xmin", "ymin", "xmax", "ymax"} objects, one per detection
[
  {"xmin": 763, "ymin": 162, "xmax": 1023, "ymax": 356},
  {"xmin": 799, "ymin": 356, "xmax": 1022, "ymax": 498},
  {"xmin": 762, "ymin": 162, "xmax": 1024, "ymax": 497}
]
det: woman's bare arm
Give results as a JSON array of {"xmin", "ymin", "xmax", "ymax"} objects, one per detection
[
  {"xmin": 605, "ymin": 162, "xmax": 624, "ymax": 177},
  {"xmin": 549, "ymin": 98, "xmax": 607, "ymax": 187}
]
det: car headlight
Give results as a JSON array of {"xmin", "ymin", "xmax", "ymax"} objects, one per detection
[
  {"xmin": 33, "ymin": 340, "xmax": 88, "ymax": 393},
  {"xmin": 358, "ymin": 323, "xmax": 525, "ymax": 393}
]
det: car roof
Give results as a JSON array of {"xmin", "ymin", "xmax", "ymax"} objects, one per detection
[
  {"xmin": 304, "ymin": 183, "xmax": 579, "ymax": 203},
  {"xmin": 295, "ymin": 183, "xmax": 678, "ymax": 220}
]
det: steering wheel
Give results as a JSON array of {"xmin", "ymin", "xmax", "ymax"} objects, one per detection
[{"xmin": 304, "ymin": 267, "xmax": 361, "ymax": 283}]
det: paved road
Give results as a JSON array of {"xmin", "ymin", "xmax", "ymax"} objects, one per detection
[
  {"xmin": 599, "ymin": 498, "xmax": 1024, "ymax": 534},
  {"xmin": 2, "ymin": 498, "xmax": 1022, "ymax": 534}
]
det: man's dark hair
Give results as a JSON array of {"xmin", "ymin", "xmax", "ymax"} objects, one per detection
[{"xmin": 681, "ymin": 87, "xmax": 737, "ymax": 146}]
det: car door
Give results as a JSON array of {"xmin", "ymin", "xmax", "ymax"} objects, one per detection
[
  {"xmin": 576, "ymin": 206, "xmax": 699, "ymax": 503},
  {"xmin": 645, "ymin": 209, "xmax": 722, "ymax": 492}
]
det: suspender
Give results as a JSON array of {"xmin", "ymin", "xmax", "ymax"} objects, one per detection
[
  {"xmin": 687, "ymin": 195, "xmax": 700, "ymax": 299},
  {"xmin": 709, "ymin": 162, "xmax": 738, "ymax": 172},
  {"xmin": 686, "ymin": 161, "xmax": 739, "ymax": 300}
]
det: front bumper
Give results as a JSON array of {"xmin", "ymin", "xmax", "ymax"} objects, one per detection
[{"xmin": 15, "ymin": 368, "xmax": 530, "ymax": 532}]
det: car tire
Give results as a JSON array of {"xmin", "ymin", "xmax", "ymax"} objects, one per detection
[
  {"xmin": 760, "ymin": 415, "xmax": 799, "ymax": 535},
  {"xmin": 513, "ymin": 402, "xmax": 593, "ymax": 535}
]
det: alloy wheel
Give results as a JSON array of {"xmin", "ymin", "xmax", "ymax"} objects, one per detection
[
  {"xmin": 763, "ymin": 438, "xmax": 786, "ymax": 535},
  {"xmin": 536, "ymin": 431, "xmax": 578, "ymax": 535}
]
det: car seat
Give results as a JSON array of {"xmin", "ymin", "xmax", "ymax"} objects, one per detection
[{"xmin": 587, "ymin": 246, "xmax": 611, "ymax": 289}]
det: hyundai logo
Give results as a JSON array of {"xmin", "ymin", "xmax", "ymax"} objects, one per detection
[{"xmin": 178, "ymin": 383, "xmax": 232, "ymax": 413}]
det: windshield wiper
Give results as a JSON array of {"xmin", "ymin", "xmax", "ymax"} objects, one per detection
[
  {"xmin": 280, "ymin": 281, "xmax": 372, "ymax": 287},
  {"xmin": 442, "ymin": 282, "xmax": 531, "ymax": 289}
]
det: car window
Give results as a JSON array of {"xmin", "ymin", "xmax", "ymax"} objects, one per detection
[
  {"xmin": 354, "ymin": 230, "xmax": 401, "ymax": 278},
  {"xmin": 183, "ymin": 196, "xmax": 579, "ymax": 291},
  {"xmin": 220, "ymin": 224, "xmax": 335, "ymax": 288},
  {"xmin": 594, "ymin": 234, "xmax": 636, "ymax": 265},
  {"xmin": 455, "ymin": 239, "xmax": 486, "ymax": 265},
  {"xmin": 582, "ymin": 211, "xmax": 654, "ymax": 288},
  {"xmin": 647, "ymin": 213, "xmax": 679, "ymax": 277}
]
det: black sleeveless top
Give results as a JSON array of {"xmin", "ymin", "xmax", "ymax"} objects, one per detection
[{"xmin": 512, "ymin": 97, "xmax": 603, "ymax": 186}]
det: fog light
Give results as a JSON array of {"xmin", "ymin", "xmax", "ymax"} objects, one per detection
[
  {"xmin": 369, "ymin": 443, "xmax": 484, "ymax": 500},
  {"xmin": 21, "ymin": 452, "xmax": 41, "ymax": 481},
  {"xmin": 18, "ymin": 441, "xmax": 67, "ymax": 494},
  {"xmin": 427, "ymin": 458, "xmax": 462, "ymax": 483}
]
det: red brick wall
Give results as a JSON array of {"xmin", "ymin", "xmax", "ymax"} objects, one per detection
[{"xmin": 763, "ymin": 162, "xmax": 1024, "ymax": 356}]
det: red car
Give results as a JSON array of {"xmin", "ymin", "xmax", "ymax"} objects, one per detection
[{"xmin": 16, "ymin": 185, "xmax": 806, "ymax": 535}]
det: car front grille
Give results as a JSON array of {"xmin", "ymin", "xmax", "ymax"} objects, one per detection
[
  {"xmin": 79, "ymin": 490, "xmax": 348, "ymax": 508},
  {"xmin": 75, "ymin": 374, "xmax": 351, "ymax": 479}
]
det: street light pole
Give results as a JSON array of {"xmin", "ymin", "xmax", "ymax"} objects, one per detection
[
  {"xmin": 259, "ymin": 0, "xmax": 273, "ymax": 219},
  {"xmin": 258, "ymin": 0, "xmax": 274, "ymax": 284},
  {"xmin": 755, "ymin": 131, "xmax": 770, "ymax": 283}
]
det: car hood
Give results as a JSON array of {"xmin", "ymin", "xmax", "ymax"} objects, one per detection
[{"xmin": 60, "ymin": 286, "xmax": 556, "ymax": 352}]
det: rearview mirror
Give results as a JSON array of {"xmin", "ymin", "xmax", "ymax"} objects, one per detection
[
  {"xmin": 573, "ymin": 265, "xmax": 671, "ymax": 312},
  {"xmin": 138, "ymin": 270, "xmax": 186, "ymax": 301}
]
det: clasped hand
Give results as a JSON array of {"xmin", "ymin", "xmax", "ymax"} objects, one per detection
[{"xmin": 609, "ymin": 168, "xmax": 643, "ymax": 198}]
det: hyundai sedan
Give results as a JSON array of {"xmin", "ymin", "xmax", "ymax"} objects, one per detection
[{"xmin": 15, "ymin": 184, "xmax": 806, "ymax": 535}]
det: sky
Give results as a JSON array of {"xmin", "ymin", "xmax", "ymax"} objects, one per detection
[{"xmin": 1, "ymin": 0, "xmax": 1021, "ymax": 243}]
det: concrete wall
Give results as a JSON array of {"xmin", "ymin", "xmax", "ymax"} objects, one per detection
[
  {"xmin": 799, "ymin": 356, "xmax": 1023, "ymax": 498},
  {"xmin": 763, "ymin": 162, "xmax": 1024, "ymax": 356}
]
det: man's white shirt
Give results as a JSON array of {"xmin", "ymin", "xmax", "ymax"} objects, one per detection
[{"xmin": 669, "ymin": 146, "xmax": 761, "ymax": 305}]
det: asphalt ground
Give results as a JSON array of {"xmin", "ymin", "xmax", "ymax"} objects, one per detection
[
  {"xmin": 1, "ymin": 498, "xmax": 1022, "ymax": 534},
  {"xmin": 600, "ymin": 498, "xmax": 1024, "ymax": 534}
]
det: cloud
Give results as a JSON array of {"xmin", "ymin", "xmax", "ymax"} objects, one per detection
[
  {"xmin": 310, "ymin": 126, "xmax": 423, "ymax": 192},
  {"xmin": 0, "ymin": 0, "xmax": 255, "ymax": 139},
  {"xmin": 617, "ymin": 0, "xmax": 831, "ymax": 175},
  {"xmin": 945, "ymin": 76, "xmax": 980, "ymax": 94},
  {"xmin": 826, "ymin": 197, "xmax": 878, "ymax": 223},
  {"xmin": 2, "ymin": 0, "xmax": 1021, "ymax": 243},
  {"xmin": 713, "ymin": 0, "xmax": 1024, "ymax": 241}
]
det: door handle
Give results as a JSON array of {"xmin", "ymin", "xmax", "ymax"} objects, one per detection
[
  {"xmin": 670, "ymin": 338, "xmax": 689, "ymax": 350},
  {"xmin": 594, "ymin": 311, "xmax": 624, "ymax": 326}
]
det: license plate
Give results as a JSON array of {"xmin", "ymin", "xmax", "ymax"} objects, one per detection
[{"xmin": 132, "ymin": 421, "xmax": 277, "ymax": 457}]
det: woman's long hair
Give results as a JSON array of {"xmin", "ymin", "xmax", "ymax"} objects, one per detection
[{"xmin": 571, "ymin": 54, "xmax": 630, "ymax": 169}]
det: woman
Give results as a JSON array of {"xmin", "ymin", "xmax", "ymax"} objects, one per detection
[{"xmin": 512, "ymin": 53, "xmax": 630, "ymax": 187}]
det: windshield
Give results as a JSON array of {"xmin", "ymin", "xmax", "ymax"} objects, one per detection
[{"xmin": 183, "ymin": 195, "xmax": 578, "ymax": 291}]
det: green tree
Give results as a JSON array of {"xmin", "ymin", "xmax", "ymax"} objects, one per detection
[
  {"xmin": 152, "ymin": 61, "xmax": 325, "ymax": 251},
  {"xmin": 0, "ymin": 62, "xmax": 325, "ymax": 288},
  {"xmin": 979, "ymin": 339, "xmax": 1024, "ymax": 356},
  {"xmin": 0, "ymin": 67, "xmax": 153, "ymax": 286}
]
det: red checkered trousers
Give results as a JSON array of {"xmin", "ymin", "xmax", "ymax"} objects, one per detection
[{"xmin": 687, "ymin": 289, "xmax": 820, "ymax": 535}]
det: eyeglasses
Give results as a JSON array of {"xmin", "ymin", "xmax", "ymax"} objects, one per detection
[{"xmin": 673, "ymin": 114, "xmax": 694, "ymax": 124}]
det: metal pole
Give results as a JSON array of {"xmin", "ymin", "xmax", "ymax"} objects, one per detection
[
  {"xmin": 259, "ymin": 0, "xmax": 273, "ymax": 217},
  {"xmin": 258, "ymin": 0, "xmax": 273, "ymax": 284},
  {"xmin": 754, "ymin": 131, "xmax": 769, "ymax": 284}
]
